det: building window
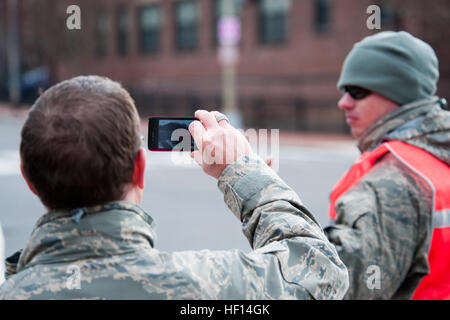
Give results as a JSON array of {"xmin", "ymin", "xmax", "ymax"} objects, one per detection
[
  {"xmin": 64, "ymin": 29, "xmax": 80, "ymax": 60},
  {"xmin": 117, "ymin": 6, "xmax": 130, "ymax": 56},
  {"xmin": 259, "ymin": 0, "xmax": 291, "ymax": 44},
  {"xmin": 212, "ymin": 0, "xmax": 222, "ymax": 46},
  {"xmin": 139, "ymin": 4, "xmax": 161, "ymax": 54},
  {"xmin": 95, "ymin": 10, "xmax": 108, "ymax": 57},
  {"xmin": 175, "ymin": 0, "xmax": 198, "ymax": 51},
  {"xmin": 315, "ymin": 0, "xmax": 331, "ymax": 33},
  {"xmin": 380, "ymin": 3, "xmax": 400, "ymax": 30}
]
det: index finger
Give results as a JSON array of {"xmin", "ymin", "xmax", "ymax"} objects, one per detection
[{"xmin": 195, "ymin": 110, "xmax": 219, "ymax": 130}]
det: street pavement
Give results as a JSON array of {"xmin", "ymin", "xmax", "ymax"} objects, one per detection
[{"xmin": 0, "ymin": 110, "xmax": 359, "ymax": 257}]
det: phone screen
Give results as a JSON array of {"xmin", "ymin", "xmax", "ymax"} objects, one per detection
[{"xmin": 148, "ymin": 117, "xmax": 197, "ymax": 151}]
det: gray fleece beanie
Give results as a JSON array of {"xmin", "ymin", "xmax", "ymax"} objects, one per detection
[{"xmin": 337, "ymin": 31, "xmax": 439, "ymax": 106}]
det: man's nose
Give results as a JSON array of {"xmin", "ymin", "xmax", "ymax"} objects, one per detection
[{"xmin": 338, "ymin": 93, "xmax": 356, "ymax": 110}]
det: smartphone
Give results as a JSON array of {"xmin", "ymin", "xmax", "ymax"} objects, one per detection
[{"xmin": 148, "ymin": 117, "xmax": 197, "ymax": 151}]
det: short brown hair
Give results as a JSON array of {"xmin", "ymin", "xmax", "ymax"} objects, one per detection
[{"xmin": 20, "ymin": 75, "xmax": 141, "ymax": 209}]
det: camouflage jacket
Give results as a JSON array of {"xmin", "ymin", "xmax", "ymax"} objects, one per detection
[
  {"xmin": 325, "ymin": 97, "xmax": 450, "ymax": 299},
  {"xmin": 0, "ymin": 154, "xmax": 348, "ymax": 299}
]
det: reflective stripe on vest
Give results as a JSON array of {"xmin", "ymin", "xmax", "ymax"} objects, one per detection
[{"xmin": 328, "ymin": 141, "xmax": 450, "ymax": 300}]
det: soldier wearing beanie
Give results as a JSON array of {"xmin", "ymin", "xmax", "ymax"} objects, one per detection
[{"xmin": 324, "ymin": 31, "xmax": 450, "ymax": 299}]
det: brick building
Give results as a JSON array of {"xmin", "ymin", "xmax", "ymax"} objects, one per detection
[{"xmin": 2, "ymin": 0, "xmax": 450, "ymax": 132}]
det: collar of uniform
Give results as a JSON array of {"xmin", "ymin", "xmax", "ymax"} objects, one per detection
[
  {"xmin": 357, "ymin": 96, "xmax": 440, "ymax": 153},
  {"xmin": 34, "ymin": 200, "xmax": 155, "ymax": 229},
  {"xmin": 17, "ymin": 201, "xmax": 157, "ymax": 272}
]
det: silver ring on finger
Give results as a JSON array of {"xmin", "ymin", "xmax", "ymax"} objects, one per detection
[{"xmin": 215, "ymin": 114, "xmax": 229, "ymax": 123}]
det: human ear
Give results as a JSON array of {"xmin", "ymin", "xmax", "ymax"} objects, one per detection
[{"xmin": 132, "ymin": 148, "xmax": 146, "ymax": 189}]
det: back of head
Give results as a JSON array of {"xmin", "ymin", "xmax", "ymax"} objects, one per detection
[
  {"xmin": 20, "ymin": 75, "xmax": 141, "ymax": 210},
  {"xmin": 338, "ymin": 31, "xmax": 440, "ymax": 105}
]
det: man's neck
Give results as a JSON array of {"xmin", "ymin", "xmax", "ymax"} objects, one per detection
[{"xmin": 123, "ymin": 185, "xmax": 142, "ymax": 205}]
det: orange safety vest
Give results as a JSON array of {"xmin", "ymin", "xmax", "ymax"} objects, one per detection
[{"xmin": 328, "ymin": 140, "xmax": 450, "ymax": 300}]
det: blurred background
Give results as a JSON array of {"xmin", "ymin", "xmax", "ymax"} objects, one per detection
[{"xmin": 0, "ymin": 0, "xmax": 449, "ymax": 256}]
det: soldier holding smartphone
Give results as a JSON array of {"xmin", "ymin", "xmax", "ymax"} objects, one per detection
[{"xmin": 0, "ymin": 75, "xmax": 348, "ymax": 299}]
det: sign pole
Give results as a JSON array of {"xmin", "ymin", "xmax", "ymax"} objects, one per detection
[{"xmin": 218, "ymin": 0, "xmax": 242, "ymax": 128}]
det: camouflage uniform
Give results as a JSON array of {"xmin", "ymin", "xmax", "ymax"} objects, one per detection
[
  {"xmin": 0, "ymin": 154, "xmax": 348, "ymax": 299},
  {"xmin": 325, "ymin": 97, "xmax": 450, "ymax": 299}
]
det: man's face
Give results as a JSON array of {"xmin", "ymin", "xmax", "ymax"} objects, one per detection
[{"xmin": 338, "ymin": 90, "xmax": 399, "ymax": 138}]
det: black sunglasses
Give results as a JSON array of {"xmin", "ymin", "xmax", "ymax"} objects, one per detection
[{"xmin": 343, "ymin": 86, "xmax": 371, "ymax": 100}]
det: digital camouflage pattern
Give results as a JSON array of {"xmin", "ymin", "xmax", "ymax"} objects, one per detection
[
  {"xmin": 0, "ymin": 154, "xmax": 349, "ymax": 299},
  {"xmin": 325, "ymin": 97, "xmax": 450, "ymax": 299}
]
